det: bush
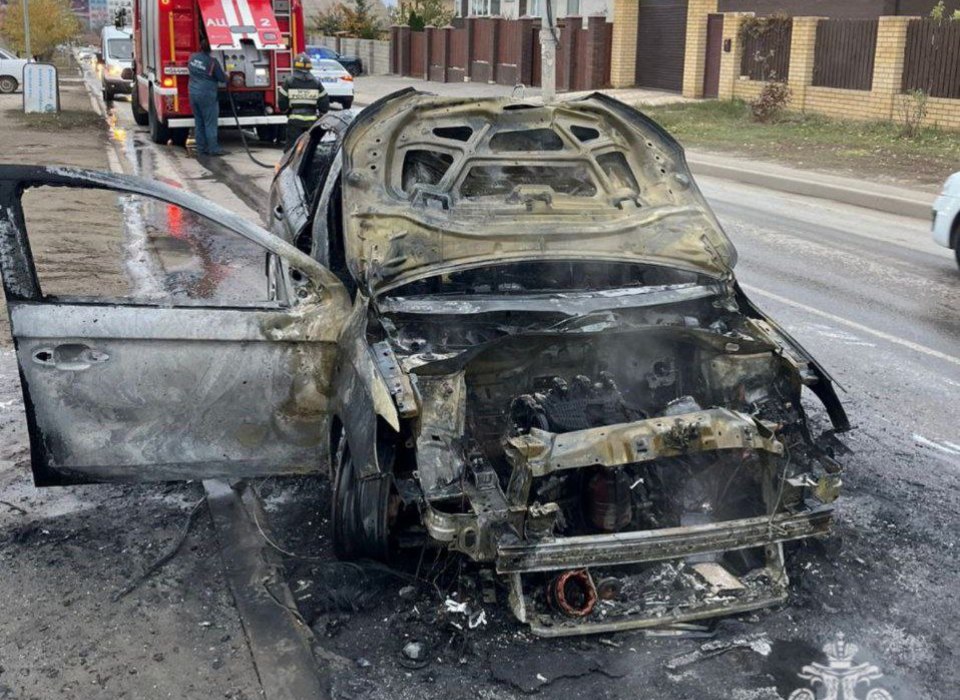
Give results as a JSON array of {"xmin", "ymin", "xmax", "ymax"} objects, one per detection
[
  {"xmin": 895, "ymin": 89, "xmax": 929, "ymax": 138},
  {"xmin": 750, "ymin": 82, "xmax": 791, "ymax": 123}
]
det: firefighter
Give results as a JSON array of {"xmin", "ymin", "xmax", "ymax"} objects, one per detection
[
  {"xmin": 187, "ymin": 38, "xmax": 227, "ymax": 156},
  {"xmin": 279, "ymin": 53, "xmax": 329, "ymax": 150}
]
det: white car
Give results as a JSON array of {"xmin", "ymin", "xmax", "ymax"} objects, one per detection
[
  {"xmin": 0, "ymin": 46, "xmax": 28, "ymax": 94},
  {"xmin": 932, "ymin": 171, "xmax": 960, "ymax": 269},
  {"xmin": 312, "ymin": 58, "xmax": 353, "ymax": 110}
]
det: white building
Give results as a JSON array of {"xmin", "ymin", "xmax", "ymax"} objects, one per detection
[{"xmin": 457, "ymin": 0, "xmax": 612, "ymax": 20}]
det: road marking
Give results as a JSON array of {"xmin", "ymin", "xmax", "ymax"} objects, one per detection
[{"xmin": 743, "ymin": 284, "xmax": 960, "ymax": 369}]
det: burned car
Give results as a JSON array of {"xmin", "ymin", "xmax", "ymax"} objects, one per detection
[{"xmin": 0, "ymin": 91, "xmax": 848, "ymax": 637}]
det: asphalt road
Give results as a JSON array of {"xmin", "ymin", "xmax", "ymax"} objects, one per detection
[{"xmin": 98, "ymin": 82, "xmax": 960, "ymax": 699}]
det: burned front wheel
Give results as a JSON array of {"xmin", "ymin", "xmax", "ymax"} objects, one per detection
[{"xmin": 332, "ymin": 438, "xmax": 396, "ymax": 562}]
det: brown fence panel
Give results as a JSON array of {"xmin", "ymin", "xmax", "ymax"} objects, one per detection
[
  {"xmin": 813, "ymin": 19, "xmax": 878, "ymax": 90},
  {"xmin": 740, "ymin": 18, "xmax": 792, "ymax": 81},
  {"xmin": 427, "ymin": 28, "xmax": 444, "ymax": 82},
  {"xmin": 449, "ymin": 25, "xmax": 469, "ymax": 82},
  {"xmin": 902, "ymin": 18, "xmax": 960, "ymax": 98},
  {"xmin": 497, "ymin": 18, "xmax": 521, "ymax": 84},
  {"xmin": 409, "ymin": 31, "xmax": 426, "ymax": 78}
]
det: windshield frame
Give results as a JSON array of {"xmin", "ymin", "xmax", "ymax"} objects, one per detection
[{"xmin": 106, "ymin": 38, "xmax": 132, "ymax": 60}]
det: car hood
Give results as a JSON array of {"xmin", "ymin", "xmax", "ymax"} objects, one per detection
[{"xmin": 340, "ymin": 90, "xmax": 737, "ymax": 295}]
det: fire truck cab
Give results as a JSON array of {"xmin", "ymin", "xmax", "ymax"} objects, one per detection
[{"xmin": 130, "ymin": 0, "xmax": 304, "ymax": 145}]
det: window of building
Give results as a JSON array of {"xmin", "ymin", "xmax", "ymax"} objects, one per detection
[
  {"xmin": 470, "ymin": 0, "xmax": 501, "ymax": 15},
  {"xmin": 566, "ymin": 0, "xmax": 580, "ymax": 15}
]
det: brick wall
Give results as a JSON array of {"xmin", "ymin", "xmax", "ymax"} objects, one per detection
[
  {"xmin": 609, "ymin": 0, "xmax": 638, "ymax": 87},
  {"xmin": 715, "ymin": 13, "xmax": 960, "ymax": 131},
  {"xmin": 682, "ymin": 0, "xmax": 719, "ymax": 97}
]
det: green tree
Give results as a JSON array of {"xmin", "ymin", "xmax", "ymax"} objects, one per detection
[
  {"xmin": 341, "ymin": 0, "xmax": 382, "ymax": 39},
  {"xmin": 393, "ymin": 0, "xmax": 453, "ymax": 30},
  {"xmin": 1, "ymin": 0, "xmax": 82, "ymax": 58},
  {"xmin": 312, "ymin": 0, "xmax": 382, "ymax": 39},
  {"xmin": 311, "ymin": 4, "xmax": 346, "ymax": 35}
]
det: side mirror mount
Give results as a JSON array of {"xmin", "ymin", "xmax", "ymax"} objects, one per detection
[{"xmin": 96, "ymin": 52, "xmax": 104, "ymax": 64}]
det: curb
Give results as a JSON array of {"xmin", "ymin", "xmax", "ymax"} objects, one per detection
[{"xmin": 687, "ymin": 157, "xmax": 935, "ymax": 221}]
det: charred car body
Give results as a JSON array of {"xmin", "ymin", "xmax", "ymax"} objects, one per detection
[{"xmin": 0, "ymin": 90, "xmax": 848, "ymax": 636}]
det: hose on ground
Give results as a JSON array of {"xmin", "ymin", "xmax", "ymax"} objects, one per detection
[{"xmin": 226, "ymin": 88, "xmax": 277, "ymax": 169}]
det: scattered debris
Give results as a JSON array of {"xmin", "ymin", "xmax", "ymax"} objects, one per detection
[
  {"xmin": 0, "ymin": 500, "xmax": 26, "ymax": 515},
  {"xmin": 665, "ymin": 634, "xmax": 773, "ymax": 672},
  {"xmin": 112, "ymin": 497, "xmax": 206, "ymax": 602},
  {"xmin": 400, "ymin": 640, "xmax": 430, "ymax": 669}
]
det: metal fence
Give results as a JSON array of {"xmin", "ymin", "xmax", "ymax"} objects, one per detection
[
  {"xmin": 739, "ymin": 18, "xmax": 792, "ymax": 81},
  {"xmin": 813, "ymin": 19, "xmax": 878, "ymax": 91},
  {"xmin": 902, "ymin": 18, "xmax": 960, "ymax": 98}
]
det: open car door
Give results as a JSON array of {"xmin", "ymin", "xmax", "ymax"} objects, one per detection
[{"xmin": 0, "ymin": 166, "xmax": 351, "ymax": 485}]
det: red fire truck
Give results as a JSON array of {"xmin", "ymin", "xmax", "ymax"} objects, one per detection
[{"xmin": 130, "ymin": 0, "xmax": 305, "ymax": 145}]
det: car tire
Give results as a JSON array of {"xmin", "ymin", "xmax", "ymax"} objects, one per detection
[
  {"xmin": 131, "ymin": 89, "xmax": 149, "ymax": 126},
  {"xmin": 332, "ymin": 435, "xmax": 394, "ymax": 562},
  {"xmin": 256, "ymin": 125, "xmax": 278, "ymax": 143},
  {"xmin": 338, "ymin": 97, "xmax": 353, "ymax": 110},
  {"xmin": 955, "ymin": 243, "xmax": 960, "ymax": 270},
  {"xmin": 169, "ymin": 127, "xmax": 189, "ymax": 147},
  {"xmin": 0, "ymin": 75, "xmax": 18, "ymax": 93},
  {"xmin": 147, "ymin": 87, "xmax": 170, "ymax": 145}
]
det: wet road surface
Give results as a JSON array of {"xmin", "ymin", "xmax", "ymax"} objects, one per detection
[{"xmin": 89, "ymin": 73, "xmax": 960, "ymax": 698}]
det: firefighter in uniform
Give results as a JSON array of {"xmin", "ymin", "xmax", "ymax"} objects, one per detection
[
  {"xmin": 187, "ymin": 38, "xmax": 228, "ymax": 156},
  {"xmin": 279, "ymin": 53, "xmax": 329, "ymax": 150}
]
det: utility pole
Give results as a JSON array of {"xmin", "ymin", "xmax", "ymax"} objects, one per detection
[
  {"xmin": 22, "ymin": 0, "xmax": 32, "ymax": 60},
  {"xmin": 539, "ymin": 0, "xmax": 557, "ymax": 101}
]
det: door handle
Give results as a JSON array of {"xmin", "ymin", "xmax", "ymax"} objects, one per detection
[{"xmin": 32, "ymin": 344, "xmax": 109, "ymax": 371}]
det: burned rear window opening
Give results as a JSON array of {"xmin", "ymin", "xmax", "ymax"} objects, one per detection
[
  {"xmin": 386, "ymin": 261, "xmax": 704, "ymax": 298},
  {"xmin": 461, "ymin": 164, "xmax": 598, "ymax": 199}
]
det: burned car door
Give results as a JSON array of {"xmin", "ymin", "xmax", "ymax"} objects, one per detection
[
  {"xmin": 0, "ymin": 166, "xmax": 350, "ymax": 485},
  {"xmin": 269, "ymin": 111, "xmax": 353, "ymax": 253}
]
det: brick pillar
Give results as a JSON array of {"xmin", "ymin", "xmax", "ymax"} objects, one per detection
[
  {"xmin": 583, "ymin": 16, "xmax": 607, "ymax": 89},
  {"xmin": 787, "ymin": 16, "xmax": 824, "ymax": 111},
  {"xmin": 872, "ymin": 15, "xmax": 914, "ymax": 120},
  {"xmin": 610, "ymin": 0, "xmax": 638, "ymax": 87},
  {"xmin": 717, "ymin": 12, "xmax": 753, "ymax": 100},
  {"xmin": 681, "ymin": 0, "xmax": 719, "ymax": 98}
]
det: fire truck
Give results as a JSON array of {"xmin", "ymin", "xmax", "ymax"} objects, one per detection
[{"xmin": 130, "ymin": 0, "xmax": 305, "ymax": 145}]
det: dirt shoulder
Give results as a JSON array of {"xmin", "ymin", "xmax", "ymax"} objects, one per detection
[
  {"xmin": 641, "ymin": 99, "xmax": 958, "ymax": 192},
  {"xmin": 0, "ymin": 76, "xmax": 129, "ymax": 347}
]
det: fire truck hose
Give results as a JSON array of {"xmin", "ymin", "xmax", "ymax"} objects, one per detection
[{"xmin": 226, "ymin": 88, "xmax": 276, "ymax": 170}]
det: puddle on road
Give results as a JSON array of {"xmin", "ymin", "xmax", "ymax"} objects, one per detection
[{"xmin": 91, "ymin": 83, "xmax": 269, "ymax": 305}]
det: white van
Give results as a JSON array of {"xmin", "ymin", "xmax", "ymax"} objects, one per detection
[{"xmin": 99, "ymin": 26, "xmax": 133, "ymax": 102}]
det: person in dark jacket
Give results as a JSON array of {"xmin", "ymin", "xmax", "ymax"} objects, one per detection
[
  {"xmin": 187, "ymin": 38, "xmax": 227, "ymax": 156},
  {"xmin": 279, "ymin": 53, "xmax": 329, "ymax": 150}
]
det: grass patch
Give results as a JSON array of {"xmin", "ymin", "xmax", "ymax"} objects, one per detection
[
  {"xmin": 7, "ymin": 109, "xmax": 104, "ymax": 131},
  {"xmin": 641, "ymin": 99, "xmax": 960, "ymax": 188}
]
